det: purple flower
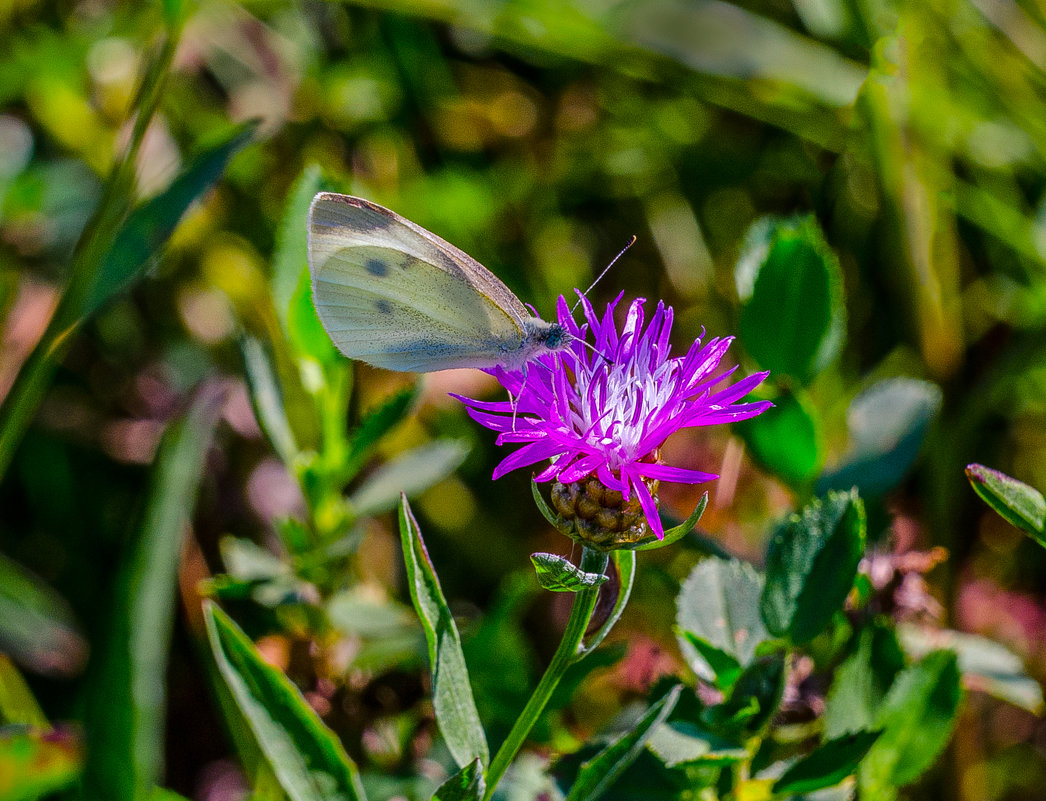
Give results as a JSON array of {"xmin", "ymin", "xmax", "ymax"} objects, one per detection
[{"xmin": 454, "ymin": 294, "xmax": 772, "ymax": 540}]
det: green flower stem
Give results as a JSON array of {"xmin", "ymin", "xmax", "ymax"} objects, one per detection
[{"xmin": 482, "ymin": 546, "xmax": 610, "ymax": 800}]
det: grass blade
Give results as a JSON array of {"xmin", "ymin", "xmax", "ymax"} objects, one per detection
[{"xmin": 81, "ymin": 385, "xmax": 227, "ymax": 801}]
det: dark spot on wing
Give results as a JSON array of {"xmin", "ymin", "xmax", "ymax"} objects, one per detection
[
  {"xmin": 366, "ymin": 258, "xmax": 389, "ymax": 276},
  {"xmin": 375, "ymin": 299, "xmax": 393, "ymax": 314}
]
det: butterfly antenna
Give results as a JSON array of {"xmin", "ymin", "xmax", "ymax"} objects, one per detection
[
  {"xmin": 572, "ymin": 235, "xmax": 637, "ymax": 314},
  {"xmin": 574, "ymin": 335, "xmax": 612, "ymax": 366}
]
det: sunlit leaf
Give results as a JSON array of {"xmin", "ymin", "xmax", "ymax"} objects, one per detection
[
  {"xmin": 825, "ymin": 622, "xmax": 904, "ymax": 739},
  {"xmin": 761, "ymin": 489, "xmax": 866, "ymax": 643},
  {"xmin": 205, "ymin": 603, "xmax": 367, "ymax": 801},
  {"xmin": 398, "ymin": 496, "xmax": 488, "ymax": 770},
  {"xmin": 530, "ymin": 553, "xmax": 608, "ymax": 592},
  {"xmin": 646, "ymin": 720, "xmax": 747, "ymax": 768},
  {"xmin": 676, "ymin": 558, "xmax": 769, "ymax": 689},
  {"xmin": 242, "ymin": 336, "xmax": 298, "ymax": 465},
  {"xmin": 966, "ymin": 463, "xmax": 1046, "ymax": 543}
]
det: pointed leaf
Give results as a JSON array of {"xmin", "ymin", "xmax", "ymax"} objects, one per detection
[
  {"xmin": 646, "ymin": 721, "xmax": 747, "ymax": 768},
  {"xmin": 242, "ymin": 337, "xmax": 298, "ymax": 465},
  {"xmin": 530, "ymin": 553, "xmax": 609, "ymax": 593},
  {"xmin": 0, "ymin": 656, "xmax": 48, "ymax": 729},
  {"xmin": 676, "ymin": 558, "xmax": 769, "ymax": 688},
  {"xmin": 204, "ymin": 603, "xmax": 367, "ymax": 801},
  {"xmin": 761, "ymin": 489, "xmax": 866, "ymax": 643},
  {"xmin": 966, "ymin": 464, "xmax": 1046, "ymax": 542},
  {"xmin": 818, "ymin": 379, "xmax": 941, "ymax": 497},
  {"xmin": 273, "ymin": 164, "xmax": 324, "ymax": 323},
  {"xmin": 773, "ymin": 730, "xmax": 880, "ymax": 795},
  {"xmin": 81, "ymin": 123, "xmax": 257, "ymax": 319},
  {"xmin": 565, "ymin": 684, "xmax": 681, "ymax": 801},
  {"xmin": 399, "ymin": 497, "xmax": 488, "ymax": 769},
  {"xmin": 349, "ymin": 440, "xmax": 469, "ymax": 517},
  {"xmin": 431, "ymin": 758, "xmax": 484, "ymax": 801}
]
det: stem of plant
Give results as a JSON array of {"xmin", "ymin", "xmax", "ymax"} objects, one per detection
[{"xmin": 482, "ymin": 546, "xmax": 610, "ymax": 800}]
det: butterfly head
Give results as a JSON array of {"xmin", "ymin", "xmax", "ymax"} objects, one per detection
[{"xmin": 540, "ymin": 322, "xmax": 572, "ymax": 351}]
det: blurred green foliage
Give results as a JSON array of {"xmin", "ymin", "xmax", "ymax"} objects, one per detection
[{"xmin": 2, "ymin": 0, "xmax": 1046, "ymax": 799}]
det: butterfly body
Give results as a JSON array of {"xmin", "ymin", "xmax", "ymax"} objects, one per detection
[{"xmin": 308, "ymin": 193, "xmax": 571, "ymax": 372}]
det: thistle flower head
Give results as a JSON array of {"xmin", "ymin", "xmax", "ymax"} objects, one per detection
[{"xmin": 454, "ymin": 294, "xmax": 771, "ymax": 543}]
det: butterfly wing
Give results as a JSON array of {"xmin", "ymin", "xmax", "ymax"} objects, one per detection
[{"xmin": 308, "ymin": 193, "xmax": 532, "ymax": 372}]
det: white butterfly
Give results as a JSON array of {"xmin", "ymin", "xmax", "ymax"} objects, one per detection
[{"xmin": 307, "ymin": 192, "xmax": 573, "ymax": 372}]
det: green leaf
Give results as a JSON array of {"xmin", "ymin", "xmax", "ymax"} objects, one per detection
[
  {"xmin": 675, "ymin": 558, "xmax": 769, "ymax": 689},
  {"xmin": 817, "ymin": 379, "xmax": 941, "ymax": 497},
  {"xmin": 530, "ymin": 553, "xmax": 609, "ymax": 592},
  {"xmin": 0, "ymin": 26, "xmax": 185, "ymax": 483},
  {"xmin": 82, "ymin": 386, "xmax": 225, "ymax": 801},
  {"xmin": 431, "ymin": 759, "xmax": 485, "ymax": 801},
  {"xmin": 345, "ymin": 387, "xmax": 416, "ymax": 477},
  {"xmin": 737, "ymin": 390, "xmax": 822, "ymax": 488},
  {"xmin": 761, "ymin": 489, "xmax": 866, "ymax": 644},
  {"xmin": 272, "ymin": 164, "xmax": 325, "ymax": 324},
  {"xmin": 966, "ymin": 463, "xmax": 1046, "ymax": 542},
  {"xmin": 273, "ymin": 167, "xmax": 339, "ymax": 365},
  {"xmin": 398, "ymin": 496, "xmax": 488, "ymax": 769},
  {"xmin": 0, "ymin": 657, "xmax": 48, "ymax": 729},
  {"xmin": 646, "ymin": 721, "xmax": 747, "ymax": 768},
  {"xmin": 349, "ymin": 440, "xmax": 469, "ymax": 517},
  {"xmin": 564, "ymin": 684, "xmax": 681, "ymax": 801},
  {"xmin": 0, "ymin": 725, "xmax": 82, "ymax": 801},
  {"xmin": 773, "ymin": 730, "xmax": 880, "ymax": 795},
  {"xmin": 824, "ymin": 623, "xmax": 904, "ymax": 739},
  {"xmin": 736, "ymin": 215, "xmax": 845, "ymax": 383},
  {"xmin": 81, "ymin": 123, "xmax": 257, "ymax": 319},
  {"xmin": 898, "ymin": 623, "xmax": 1044, "ymax": 714},
  {"xmin": 861, "ymin": 650, "xmax": 962, "ymax": 791},
  {"xmin": 0, "ymin": 553, "xmax": 86, "ymax": 677},
  {"xmin": 204, "ymin": 603, "xmax": 367, "ymax": 801},
  {"xmin": 242, "ymin": 336, "xmax": 298, "ymax": 465},
  {"xmin": 703, "ymin": 654, "xmax": 785, "ymax": 736}
]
